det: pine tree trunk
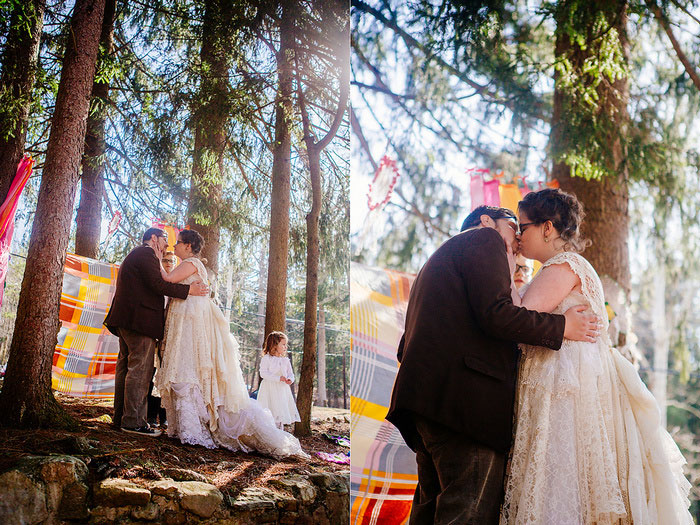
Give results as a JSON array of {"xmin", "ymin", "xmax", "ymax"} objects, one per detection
[
  {"xmin": 264, "ymin": 4, "xmax": 295, "ymax": 338},
  {"xmin": 188, "ymin": 0, "xmax": 234, "ymax": 285},
  {"xmin": 0, "ymin": 0, "xmax": 105, "ymax": 429},
  {"xmin": 75, "ymin": 0, "xmax": 115, "ymax": 259},
  {"xmin": 551, "ymin": 0, "xmax": 631, "ymax": 346},
  {"xmin": 252, "ymin": 244, "xmax": 267, "ymax": 392},
  {"xmin": 317, "ymin": 308, "xmax": 327, "ymax": 407},
  {"xmin": 0, "ymin": 0, "xmax": 46, "ymax": 201},
  {"xmin": 295, "ymin": 145, "xmax": 321, "ymax": 437}
]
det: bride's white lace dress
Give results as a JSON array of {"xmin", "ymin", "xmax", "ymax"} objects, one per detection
[
  {"xmin": 501, "ymin": 252, "xmax": 692, "ymax": 525},
  {"xmin": 155, "ymin": 257, "xmax": 306, "ymax": 458}
]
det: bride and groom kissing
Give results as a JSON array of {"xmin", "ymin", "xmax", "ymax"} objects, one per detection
[
  {"xmin": 104, "ymin": 227, "xmax": 306, "ymax": 458},
  {"xmin": 387, "ymin": 188, "xmax": 692, "ymax": 524}
]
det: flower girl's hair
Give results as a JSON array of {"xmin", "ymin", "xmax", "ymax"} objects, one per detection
[{"xmin": 263, "ymin": 331, "xmax": 288, "ymax": 355}]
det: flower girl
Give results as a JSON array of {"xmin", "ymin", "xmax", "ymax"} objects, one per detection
[{"xmin": 257, "ymin": 332, "xmax": 301, "ymax": 429}]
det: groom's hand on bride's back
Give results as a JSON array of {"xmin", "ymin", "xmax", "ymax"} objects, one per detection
[
  {"xmin": 188, "ymin": 280, "xmax": 209, "ymax": 296},
  {"xmin": 563, "ymin": 305, "xmax": 601, "ymax": 343}
]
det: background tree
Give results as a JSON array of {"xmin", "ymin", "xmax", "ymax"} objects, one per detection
[
  {"xmin": 294, "ymin": 0, "xmax": 350, "ymax": 436},
  {"xmin": 75, "ymin": 0, "xmax": 116, "ymax": 258},
  {"xmin": 0, "ymin": 0, "xmax": 106, "ymax": 428},
  {"xmin": 0, "ymin": 0, "xmax": 46, "ymax": 201}
]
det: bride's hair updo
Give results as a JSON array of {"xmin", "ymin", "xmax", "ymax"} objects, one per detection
[
  {"xmin": 263, "ymin": 331, "xmax": 288, "ymax": 355},
  {"xmin": 179, "ymin": 229, "xmax": 205, "ymax": 255},
  {"xmin": 518, "ymin": 188, "xmax": 591, "ymax": 253}
]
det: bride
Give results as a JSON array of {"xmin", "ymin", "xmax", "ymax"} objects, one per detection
[
  {"xmin": 154, "ymin": 229, "xmax": 306, "ymax": 458},
  {"xmin": 501, "ymin": 188, "xmax": 691, "ymax": 524}
]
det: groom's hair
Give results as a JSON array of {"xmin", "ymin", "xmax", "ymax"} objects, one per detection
[
  {"xmin": 142, "ymin": 227, "xmax": 166, "ymax": 243},
  {"xmin": 460, "ymin": 206, "xmax": 516, "ymax": 232}
]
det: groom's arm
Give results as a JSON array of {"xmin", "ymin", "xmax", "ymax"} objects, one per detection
[{"xmin": 465, "ymin": 229, "xmax": 565, "ymax": 350}]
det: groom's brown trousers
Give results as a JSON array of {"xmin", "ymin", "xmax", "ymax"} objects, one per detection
[
  {"xmin": 113, "ymin": 327, "xmax": 157, "ymax": 429},
  {"xmin": 408, "ymin": 414, "xmax": 506, "ymax": 525}
]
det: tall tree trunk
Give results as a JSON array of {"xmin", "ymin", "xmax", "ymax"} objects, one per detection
[
  {"xmin": 0, "ymin": 0, "xmax": 46, "ymax": 201},
  {"xmin": 0, "ymin": 0, "xmax": 106, "ymax": 429},
  {"xmin": 75, "ymin": 0, "xmax": 116, "ymax": 258},
  {"xmin": 188, "ymin": 0, "xmax": 234, "ymax": 285},
  {"xmin": 252, "ymin": 244, "xmax": 267, "ymax": 393},
  {"xmin": 317, "ymin": 307, "xmax": 327, "ymax": 407},
  {"xmin": 264, "ymin": 3, "xmax": 295, "ymax": 338},
  {"xmin": 550, "ymin": 0, "xmax": 631, "ymax": 346},
  {"xmin": 295, "ymin": 144, "xmax": 322, "ymax": 436},
  {"xmin": 293, "ymin": 15, "xmax": 349, "ymax": 435}
]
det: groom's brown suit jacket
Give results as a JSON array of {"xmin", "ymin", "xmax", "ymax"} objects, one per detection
[
  {"xmin": 104, "ymin": 245, "xmax": 190, "ymax": 340},
  {"xmin": 386, "ymin": 227, "xmax": 566, "ymax": 453}
]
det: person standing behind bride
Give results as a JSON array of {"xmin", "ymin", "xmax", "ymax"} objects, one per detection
[
  {"xmin": 257, "ymin": 332, "xmax": 301, "ymax": 430},
  {"xmin": 155, "ymin": 229, "xmax": 306, "ymax": 458}
]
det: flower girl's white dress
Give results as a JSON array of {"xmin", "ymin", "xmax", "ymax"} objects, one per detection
[{"xmin": 257, "ymin": 354, "xmax": 301, "ymax": 426}]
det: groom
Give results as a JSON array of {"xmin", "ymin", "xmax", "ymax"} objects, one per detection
[
  {"xmin": 104, "ymin": 228, "xmax": 208, "ymax": 436},
  {"xmin": 386, "ymin": 205, "xmax": 600, "ymax": 524}
]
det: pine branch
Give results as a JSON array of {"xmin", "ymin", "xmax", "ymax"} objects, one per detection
[{"xmin": 646, "ymin": 0, "xmax": 700, "ymax": 91}]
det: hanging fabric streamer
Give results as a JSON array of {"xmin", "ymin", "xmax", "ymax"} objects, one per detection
[
  {"xmin": 152, "ymin": 220, "xmax": 181, "ymax": 252},
  {"xmin": 498, "ymin": 183, "xmax": 522, "ymax": 215},
  {"xmin": 0, "ymin": 155, "xmax": 34, "ymax": 307},
  {"xmin": 467, "ymin": 168, "xmax": 489, "ymax": 211},
  {"xmin": 483, "ymin": 179, "xmax": 500, "ymax": 206}
]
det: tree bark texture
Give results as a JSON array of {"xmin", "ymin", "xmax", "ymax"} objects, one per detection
[
  {"xmin": 0, "ymin": 0, "xmax": 46, "ymax": 202},
  {"xmin": 264, "ymin": 4, "xmax": 295, "ymax": 338},
  {"xmin": 75, "ymin": 0, "xmax": 116, "ymax": 258},
  {"xmin": 294, "ymin": 12, "xmax": 349, "ymax": 435},
  {"xmin": 551, "ymin": 0, "xmax": 631, "ymax": 302},
  {"xmin": 0, "ymin": 0, "xmax": 106, "ymax": 428},
  {"xmin": 317, "ymin": 308, "xmax": 327, "ymax": 406},
  {"xmin": 188, "ymin": 0, "xmax": 235, "ymax": 283},
  {"xmin": 295, "ymin": 145, "xmax": 322, "ymax": 436}
]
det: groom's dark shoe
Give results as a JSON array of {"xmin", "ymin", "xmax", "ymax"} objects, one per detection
[{"xmin": 121, "ymin": 425, "xmax": 162, "ymax": 437}]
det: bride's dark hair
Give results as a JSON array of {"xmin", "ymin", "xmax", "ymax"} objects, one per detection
[
  {"xmin": 518, "ymin": 188, "xmax": 591, "ymax": 253},
  {"xmin": 179, "ymin": 229, "xmax": 205, "ymax": 255}
]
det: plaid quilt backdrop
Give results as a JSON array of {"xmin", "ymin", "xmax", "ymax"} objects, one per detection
[
  {"xmin": 52, "ymin": 253, "xmax": 120, "ymax": 398},
  {"xmin": 351, "ymin": 262, "xmax": 418, "ymax": 525}
]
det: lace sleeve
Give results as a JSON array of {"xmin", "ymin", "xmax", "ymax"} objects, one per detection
[
  {"xmin": 541, "ymin": 252, "xmax": 611, "ymax": 344},
  {"xmin": 185, "ymin": 257, "xmax": 209, "ymax": 284}
]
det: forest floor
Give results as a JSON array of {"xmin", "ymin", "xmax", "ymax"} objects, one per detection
[{"xmin": 0, "ymin": 393, "xmax": 350, "ymax": 499}]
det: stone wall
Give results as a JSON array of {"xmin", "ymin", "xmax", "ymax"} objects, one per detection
[{"xmin": 0, "ymin": 456, "xmax": 349, "ymax": 524}]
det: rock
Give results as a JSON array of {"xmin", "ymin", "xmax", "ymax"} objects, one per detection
[
  {"xmin": 51, "ymin": 436, "xmax": 95, "ymax": 455},
  {"xmin": 162, "ymin": 509, "xmax": 187, "ymax": 525},
  {"xmin": 58, "ymin": 482, "xmax": 89, "ymax": 519},
  {"xmin": 316, "ymin": 471, "xmax": 350, "ymax": 494},
  {"xmin": 231, "ymin": 487, "xmax": 278, "ymax": 512},
  {"xmin": 161, "ymin": 467, "xmax": 209, "ymax": 483},
  {"xmin": 131, "ymin": 501, "xmax": 160, "ymax": 520},
  {"xmin": 149, "ymin": 479, "xmax": 182, "ymax": 497},
  {"xmin": 93, "ymin": 478, "xmax": 151, "ymax": 507},
  {"xmin": 313, "ymin": 506, "xmax": 330, "ymax": 525},
  {"xmin": 0, "ymin": 469, "xmax": 48, "ymax": 524},
  {"xmin": 325, "ymin": 491, "xmax": 349, "ymax": 523},
  {"xmin": 269, "ymin": 476, "xmax": 317, "ymax": 505},
  {"xmin": 38, "ymin": 456, "xmax": 88, "ymax": 484},
  {"xmin": 178, "ymin": 481, "xmax": 223, "ymax": 518},
  {"xmin": 343, "ymin": 415, "xmax": 350, "ymax": 423}
]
